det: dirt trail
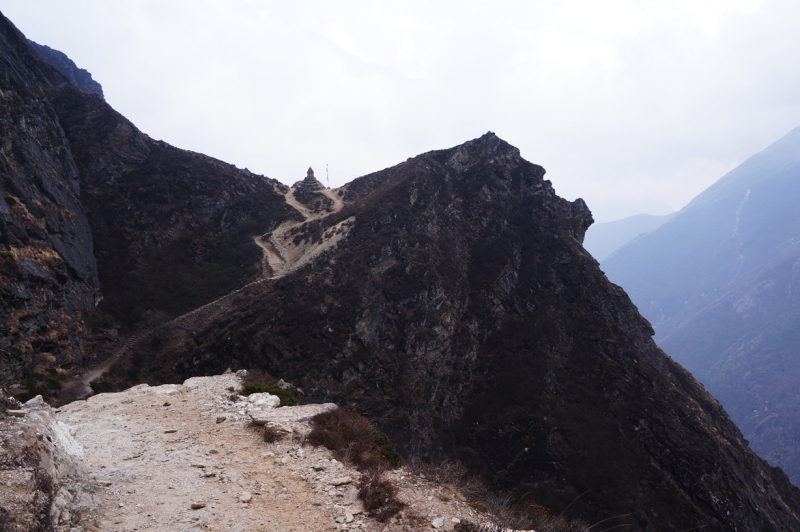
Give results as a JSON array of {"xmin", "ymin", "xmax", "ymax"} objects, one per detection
[
  {"xmin": 259, "ymin": 185, "xmax": 350, "ymax": 280},
  {"xmin": 75, "ymin": 183, "xmax": 352, "ymax": 397},
  {"xmin": 54, "ymin": 373, "xmax": 485, "ymax": 532}
]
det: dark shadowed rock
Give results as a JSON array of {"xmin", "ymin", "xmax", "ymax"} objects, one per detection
[
  {"xmin": 125, "ymin": 132, "xmax": 800, "ymax": 531},
  {"xmin": 0, "ymin": 13, "xmax": 297, "ymax": 387}
]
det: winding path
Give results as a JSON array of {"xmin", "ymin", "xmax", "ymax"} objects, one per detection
[{"xmin": 75, "ymin": 183, "xmax": 351, "ymax": 395}]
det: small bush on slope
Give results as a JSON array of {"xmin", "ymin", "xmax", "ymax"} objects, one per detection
[
  {"xmin": 307, "ymin": 407, "xmax": 404, "ymax": 521},
  {"xmin": 240, "ymin": 382, "xmax": 297, "ymax": 407},
  {"xmin": 89, "ymin": 380, "xmax": 114, "ymax": 395}
]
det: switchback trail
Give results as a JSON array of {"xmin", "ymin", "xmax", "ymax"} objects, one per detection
[{"xmin": 74, "ymin": 183, "xmax": 352, "ymax": 396}]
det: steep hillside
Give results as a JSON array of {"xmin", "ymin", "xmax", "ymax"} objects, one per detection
[
  {"xmin": 112, "ymin": 133, "xmax": 800, "ymax": 531},
  {"xmin": 583, "ymin": 212, "xmax": 673, "ymax": 261},
  {"xmin": 601, "ymin": 127, "xmax": 800, "ymax": 485},
  {"xmin": 0, "ymin": 12, "xmax": 297, "ymax": 389},
  {"xmin": 28, "ymin": 40, "xmax": 104, "ymax": 99},
  {"xmin": 0, "ymin": 14, "xmax": 100, "ymax": 385}
]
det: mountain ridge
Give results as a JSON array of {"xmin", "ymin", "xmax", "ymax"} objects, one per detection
[
  {"xmin": 105, "ymin": 131, "xmax": 800, "ymax": 530},
  {"xmin": 28, "ymin": 40, "xmax": 104, "ymax": 99},
  {"xmin": 1, "ymin": 10, "xmax": 800, "ymax": 530}
]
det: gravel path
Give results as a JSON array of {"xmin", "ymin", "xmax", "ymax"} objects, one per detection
[
  {"xmin": 56, "ymin": 375, "xmax": 342, "ymax": 532},
  {"xmin": 53, "ymin": 373, "xmax": 487, "ymax": 532}
]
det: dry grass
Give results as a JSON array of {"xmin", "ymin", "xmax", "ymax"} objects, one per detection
[
  {"xmin": 308, "ymin": 407, "xmax": 405, "ymax": 521},
  {"xmin": 307, "ymin": 407, "xmax": 385, "ymax": 470},
  {"xmin": 357, "ymin": 463, "xmax": 406, "ymax": 522},
  {"xmin": 408, "ymin": 457, "xmax": 590, "ymax": 532},
  {"xmin": 263, "ymin": 423, "xmax": 284, "ymax": 444}
]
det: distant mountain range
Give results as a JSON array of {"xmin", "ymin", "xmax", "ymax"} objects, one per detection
[
  {"xmin": 583, "ymin": 212, "xmax": 674, "ymax": 262},
  {"xmin": 602, "ymin": 126, "xmax": 800, "ymax": 485}
]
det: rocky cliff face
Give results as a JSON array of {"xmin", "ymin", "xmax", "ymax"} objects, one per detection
[
  {"xmin": 28, "ymin": 40, "xmax": 104, "ymax": 99},
  {"xmin": 0, "ymin": 12, "xmax": 297, "ymax": 389},
  {"xmin": 0, "ymin": 14, "xmax": 100, "ymax": 384},
  {"xmin": 119, "ymin": 133, "xmax": 800, "ymax": 531}
]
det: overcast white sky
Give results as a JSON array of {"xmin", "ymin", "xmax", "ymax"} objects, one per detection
[{"xmin": 3, "ymin": 0, "xmax": 800, "ymax": 221}]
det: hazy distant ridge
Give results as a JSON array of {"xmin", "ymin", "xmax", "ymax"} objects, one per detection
[
  {"xmin": 602, "ymin": 125, "xmax": 800, "ymax": 485},
  {"xmin": 584, "ymin": 212, "xmax": 673, "ymax": 261}
]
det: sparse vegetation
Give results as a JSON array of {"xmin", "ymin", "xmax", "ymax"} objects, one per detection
[
  {"xmin": 14, "ymin": 372, "xmax": 50, "ymax": 403},
  {"xmin": 357, "ymin": 463, "xmax": 405, "ymax": 522},
  {"xmin": 371, "ymin": 429, "xmax": 401, "ymax": 468},
  {"xmin": 308, "ymin": 407, "xmax": 405, "ymax": 521},
  {"xmin": 263, "ymin": 423, "xmax": 283, "ymax": 443},
  {"xmin": 240, "ymin": 382, "xmax": 297, "ymax": 407},
  {"xmin": 0, "ymin": 443, "xmax": 55, "ymax": 531},
  {"xmin": 408, "ymin": 458, "xmax": 590, "ymax": 532},
  {"xmin": 89, "ymin": 380, "xmax": 114, "ymax": 395}
]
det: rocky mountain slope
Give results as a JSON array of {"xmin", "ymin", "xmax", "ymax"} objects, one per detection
[
  {"xmin": 2, "ymin": 9, "xmax": 800, "ymax": 531},
  {"xmin": 28, "ymin": 41, "xmax": 104, "ymax": 99},
  {"xmin": 2, "ymin": 373, "xmax": 518, "ymax": 532},
  {"xmin": 0, "ymin": 12, "xmax": 297, "ymax": 389},
  {"xmin": 106, "ymin": 132, "xmax": 800, "ymax": 530},
  {"xmin": 602, "ymin": 126, "xmax": 800, "ymax": 485}
]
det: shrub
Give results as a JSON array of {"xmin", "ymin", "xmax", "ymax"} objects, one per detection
[
  {"xmin": 45, "ymin": 378, "xmax": 62, "ymax": 391},
  {"xmin": 307, "ymin": 406, "xmax": 406, "ymax": 520},
  {"xmin": 307, "ymin": 407, "xmax": 385, "ymax": 470},
  {"xmin": 4, "ymin": 195, "xmax": 17, "ymax": 206},
  {"xmin": 89, "ymin": 380, "xmax": 114, "ymax": 395},
  {"xmin": 358, "ymin": 463, "xmax": 406, "ymax": 522},
  {"xmin": 241, "ymin": 382, "xmax": 269, "ymax": 395},
  {"xmin": 240, "ymin": 383, "xmax": 297, "ymax": 407},
  {"xmin": 13, "ymin": 391, "xmax": 37, "ymax": 404},
  {"xmin": 372, "ymin": 429, "xmax": 402, "ymax": 467}
]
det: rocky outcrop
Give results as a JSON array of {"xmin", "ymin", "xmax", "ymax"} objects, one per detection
[
  {"xmin": 121, "ymin": 133, "xmax": 800, "ymax": 530},
  {"xmin": 0, "ymin": 390, "xmax": 98, "ymax": 530},
  {"xmin": 28, "ymin": 41, "xmax": 104, "ymax": 99}
]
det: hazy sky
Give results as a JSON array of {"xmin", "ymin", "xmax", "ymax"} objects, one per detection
[{"xmin": 4, "ymin": 0, "xmax": 800, "ymax": 222}]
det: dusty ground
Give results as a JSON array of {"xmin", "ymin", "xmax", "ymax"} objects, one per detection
[{"xmin": 49, "ymin": 373, "xmax": 485, "ymax": 532}]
